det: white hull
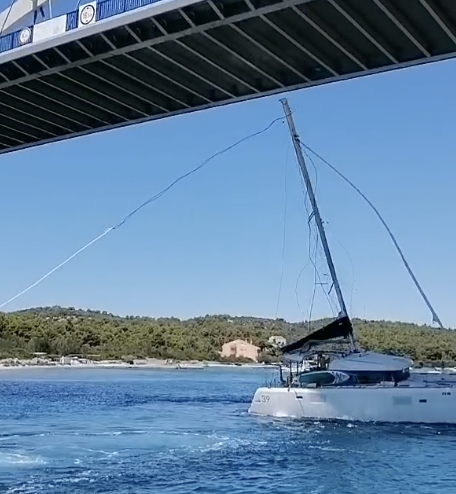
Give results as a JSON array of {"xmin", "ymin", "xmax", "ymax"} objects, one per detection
[{"xmin": 249, "ymin": 381, "xmax": 456, "ymax": 423}]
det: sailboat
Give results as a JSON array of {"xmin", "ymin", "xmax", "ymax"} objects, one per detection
[{"xmin": 248, "ymin": 99, "xmax": 456, "ymax": 424}]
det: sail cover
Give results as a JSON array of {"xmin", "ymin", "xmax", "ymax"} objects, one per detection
[{"xmin": 281, "ymin": 316, "xmax": 353, "ymax": 358}]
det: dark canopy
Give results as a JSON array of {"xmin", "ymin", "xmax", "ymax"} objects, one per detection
[{"xmin": 281, "ymin": 316, "xmax": 353, "ymax": 356}]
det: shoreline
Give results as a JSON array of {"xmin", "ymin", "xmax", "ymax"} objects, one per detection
[
  {"xmin": 0, "ymin": 360, "xmax": 273, "ymax": 371},
  {"xmin": 1, "ymin": 362, "xmax": 453, "ymax": 375}
]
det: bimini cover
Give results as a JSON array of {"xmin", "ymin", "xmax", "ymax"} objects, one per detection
[
  {"xmin": 281, "ymin": 316, "xmax": 353, "ymax": 359},
  {"xmin": 328, "ymin": 352, "xmax": 413, "ymax": 372}
]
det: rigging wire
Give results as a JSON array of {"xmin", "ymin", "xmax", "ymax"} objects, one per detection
[
  {"xmin": 300, "ymin": 142, "xmax": 444, "ymax": 329},
  {"xmin": 307, "ymin": 232, "xmax": 319, "ymax": 328},
  {"xmin": 303, "ymin": 153, "xmax": 338, "ymax": 318},
  {"xmin": 326, "ymin": 231, "xmax": 356, "ymax": 317},
  {"xmin": 275, "ymin": 139, "xmax": 290, "ymax": 319},
  {"xmin": 294, "ymin": 159, "xmax": 316, "ymax": 324},
  {"xmin": 293, "ymin": 150, "xmax": 337, "ymax": 325},
  {"xmin": 0, "ymin": 116, "xmax": 285, "ymax": 310},
  {"xmin": 112, "ymin": 116, "xmax": 285, "ymax": 230},
  {"xmin": 294, "ymin": 260, "xmax": 311, "ymax": 317},
  {"xmin": 0, "ymin": 229, "xmax": 112, "ymax": 309},
  {"xmin": 303, "ymin": 149, "xmax": 338, "ymax": 314},
  {"xmin": 303, "ymin": 148, "xmax": 347, "ymax": 317}
]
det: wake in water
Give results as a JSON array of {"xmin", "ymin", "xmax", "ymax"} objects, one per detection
[{"xmin": 2, "ymin": 368, "xmax": 456, "ymax": 494}]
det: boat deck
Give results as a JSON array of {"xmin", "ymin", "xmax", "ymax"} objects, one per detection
[{"xmin": 282, "ymin": 373, "xmax": 456, "ymax": 389}]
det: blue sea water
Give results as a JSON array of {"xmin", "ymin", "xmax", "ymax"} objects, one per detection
[{"xmin": 1, "ymin": 367, "xmax": 456, "ymax": 494}]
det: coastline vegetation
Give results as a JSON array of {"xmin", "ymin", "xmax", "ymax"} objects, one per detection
[{"xmin": 0, "ymin": 306, "xmax": 455, "ymax": 366}]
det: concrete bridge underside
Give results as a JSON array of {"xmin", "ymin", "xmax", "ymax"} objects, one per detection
[{"xmin": 0, "ymin": 0, "xmax": 455, "ymax": 154}]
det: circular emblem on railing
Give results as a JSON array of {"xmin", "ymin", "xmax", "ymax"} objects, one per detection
[
  {"xmin": 19, "ymin": 27, "xmax": 31, "ymax": 44},
  {"xmin": 80, "ymin": 4, "xmax": 95, "ymax": 25}
]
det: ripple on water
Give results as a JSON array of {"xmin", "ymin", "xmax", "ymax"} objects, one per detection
[{"xmin": 1, "ymin": 368, "xmax": 456, "ymax": 494}]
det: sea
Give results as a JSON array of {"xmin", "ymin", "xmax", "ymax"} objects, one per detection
[{"xmin": 1, "ymin": 367, "xmax": 456, "ymax": 494}]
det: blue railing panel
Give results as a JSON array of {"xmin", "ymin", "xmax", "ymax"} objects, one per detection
[
  {"xmin": 0, "ymin": 33, "xmax": 13, "ymax": 53},
  {"xmin": 97, "ymin": 0, "xmax": 127, "ymax": 21},
  {"xmin": 125, "ymin": 0, "xmax": 154, "ymax": 12},
  {"xmin": 12, "ymin": 27, "xmax": 33, "ymax": 49},
  {"xmin": 66, "ymin": 11, "xmax": 79, "ymax": 31}
]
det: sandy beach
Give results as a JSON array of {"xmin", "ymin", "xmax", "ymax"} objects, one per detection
[{"xmin": 0, "ymin": 357, "xmax": 271, "ymax": 371}]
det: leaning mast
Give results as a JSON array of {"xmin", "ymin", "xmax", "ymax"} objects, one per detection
[{"xmin": 281, "ymin": 98, "xmax": 357, "ymax": 351}]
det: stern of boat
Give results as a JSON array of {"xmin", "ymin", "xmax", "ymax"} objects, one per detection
[{"xmin": 248, "ymin": 387, "xmax": 300, "ymax": 418}]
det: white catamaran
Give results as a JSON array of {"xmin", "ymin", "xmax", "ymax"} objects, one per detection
[{"xmin": 249, "ymin": 99, "xmax": 455, "ymax": 424}]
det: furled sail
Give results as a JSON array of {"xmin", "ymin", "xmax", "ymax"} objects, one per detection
[{"xmin": 281, "ymin": 316, "xmax": 354, "ymax": 359}]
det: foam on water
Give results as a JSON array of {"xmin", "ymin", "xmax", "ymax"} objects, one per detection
[
  {"xmin": 0, "ymin": 453, "xmax": 45, "ymax": 466},
  {"xmin": 1, "ymin": 368, "xmax": 456, "ymax": 493}
]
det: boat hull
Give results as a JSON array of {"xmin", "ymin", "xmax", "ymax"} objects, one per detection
[{"xmin": 248, "ymin": 385, "xmax": 456, "ymax": 423}]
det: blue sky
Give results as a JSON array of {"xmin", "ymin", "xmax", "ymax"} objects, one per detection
[{"xmin": 1, "ymin": 57, "xmax": 455, "ymax": 327}]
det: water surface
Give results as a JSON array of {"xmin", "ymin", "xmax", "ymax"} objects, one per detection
[{"xmin": 1, "ymin": 367, "xmax": 456, "ymax": 493}]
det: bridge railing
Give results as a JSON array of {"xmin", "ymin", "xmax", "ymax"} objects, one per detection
[{"xmin": 0, "ymin": 0, "xmax": 165, "ymax": 56}]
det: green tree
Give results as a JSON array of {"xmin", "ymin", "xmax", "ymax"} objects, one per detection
[{"xmin": 0, "ymin": 307, "xmax": 454, "ymax": 364}]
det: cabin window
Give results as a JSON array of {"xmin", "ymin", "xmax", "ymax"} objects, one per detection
[
  {"xmin": 345, "ymin": 369, "xmax": 410, "ymax": 385},
  {"xmin": 299, "ymin": 372, "xmax": 335, "ymax": 386}
]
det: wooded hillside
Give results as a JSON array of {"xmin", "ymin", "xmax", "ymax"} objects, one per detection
[{"xmin": 0, "ymin": 306, "xmax": 454, "ymax": 364}]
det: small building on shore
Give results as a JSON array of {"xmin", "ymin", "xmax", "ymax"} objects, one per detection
[
  {"xmin": 59, "ymin": 355, "xmax": 92, "ymax": 365},
  {"xmin": 220, "ymin": 340, "xmax": 260, "ymax": 362}
]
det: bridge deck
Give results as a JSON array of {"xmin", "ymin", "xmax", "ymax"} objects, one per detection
[{"xmin": 0, "ymin": 0, "xmax": 455, "ymax": 154}]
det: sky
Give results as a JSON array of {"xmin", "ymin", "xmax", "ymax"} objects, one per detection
[{"xmin": 1, "ymin": 56, "xmax": 455, "ymax": 327}]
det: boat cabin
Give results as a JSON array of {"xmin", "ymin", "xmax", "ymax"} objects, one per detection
[{"xmin": 280, "ymin": 317, "xmax": 413, "ymax": 388}]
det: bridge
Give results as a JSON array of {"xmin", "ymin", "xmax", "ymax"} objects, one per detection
[{"xmin": 0, "ymin": 0, "xmax": 455, "ymax": 155}]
